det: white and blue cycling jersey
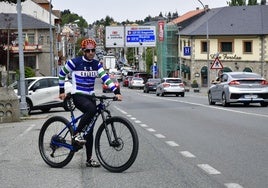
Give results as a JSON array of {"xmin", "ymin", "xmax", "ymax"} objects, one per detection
[{"xmin": 59, "ymin": 56, "xmax": 119, "ymax": 95}]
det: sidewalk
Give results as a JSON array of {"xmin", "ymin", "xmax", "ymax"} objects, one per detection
[{"xmin": 185, "ymin": 86, "xmax": 208, "ymax": 96}]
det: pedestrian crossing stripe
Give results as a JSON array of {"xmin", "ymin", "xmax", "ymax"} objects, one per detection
[{"xmin": 211, "ymin": 57, "xmax": 223, "ymax": 69}]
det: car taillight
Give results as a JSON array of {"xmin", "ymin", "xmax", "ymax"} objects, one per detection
[
  {"xmin": 179, "ymin": 83, "xmax": 185, "ymax": 87},
  {"xmin": 163, "ymin": 83, "xmax": 170, "ymax": 87},
  {"xmin": 261, "ymin": 80, "xmax": 268, "ymax": 85},
  {"xmin": 228, "ymin": 80, "xmax": 240, "ymax": 85}
]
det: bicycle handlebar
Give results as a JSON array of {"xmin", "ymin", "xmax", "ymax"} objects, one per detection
[{"xmin": 65, "ymin": 92, "xmax": 118, "ymax": 101}]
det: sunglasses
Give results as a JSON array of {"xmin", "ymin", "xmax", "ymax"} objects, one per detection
[{"xmin": 84, "ymin": 49, "xmax": 96, "ymax": 53}]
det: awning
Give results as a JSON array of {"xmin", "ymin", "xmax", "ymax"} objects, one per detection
[
  {"xmin": 223, "ymin": 67, "xmax": 232, "ymax": 72},
  {"xmin": 177, "ymin": 64, "xmax": 190, "ymax": 73},
  {"xmin": 243, "ymin": 67, "xmax": 252, "ymax": 72}
]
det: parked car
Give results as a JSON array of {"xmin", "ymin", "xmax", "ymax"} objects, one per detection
[
  {"xmin": 9, "ymin": 76, "xmax": 72, "ymax": 114},
  {"xmin": 156, "ymin": 78, "xmax": 185, "ymax": 97},
  {"xmin": 123, "ymin": 76, "xmax": 133, "ymax": 87},
  {"xmin": 133, "ymin": 72, "xmax": 152, "ymax": 83},
  {"xmin": 208, "ymin": 72, "xmax": 268, "ymax": 107},
  {"xmin": 110, "ymin": 71, "xmax": 123, "ymax": 82},
  {"xmin": 102, "ymin": 77, "xmax": 120, "ymax": 93},
  {"xmin": 143, "ymin": 78, "xmax": 161, "ymax": 93},
  {"xmin": 128, "ymin": 77, "xmax": 145, "ymax": 89}
]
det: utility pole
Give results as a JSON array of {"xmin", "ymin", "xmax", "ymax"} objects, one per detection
[{"xmin": 17, "ymin": 0, "xmax": 27, "ymax": 116}]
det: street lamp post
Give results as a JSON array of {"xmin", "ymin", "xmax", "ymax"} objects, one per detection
[
  {"xmin": 49, "ymin": 0, "xmax": 54, "ymax": 76},
  {"xmin": 178, "ymin": 26, "xmax": 182, "ymax": 78},
  {"xmin": 197, "ymin": 0, "xmax": 210, "ymax": 88}
]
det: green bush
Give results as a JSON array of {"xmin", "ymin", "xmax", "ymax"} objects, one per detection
[{"xmin": 16, "ymin": 66, "xmax": 35, "ymax": 79}]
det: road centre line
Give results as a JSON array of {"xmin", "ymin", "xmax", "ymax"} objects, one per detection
[
  {"xmin": 166, "ymin": 141, "xmax": 179, "ymax": 147},
  {"xmin": 115, "ymin": 105, "xmax": 244, "ymax": 188},
  {"xmin": 140, "ymin": 124, "xmax": 148, "ymax": 128},
  {"xmin": 224, "ymin": 183, "xmax": 244, "ymax": 188},
  {"xmin": 154, "ymin": 133, "xmax": 165, "ymax": 138},
  {"xmin": 180, "ymin": 151, "xmax": 196, "ymax": 158},
  {"xmin": 197, "ymin": 164, "xmax": 221, "ymax": 175},
  {"xmin": 19, "ymin": 124, "xmax": 35, "ymax": 137},
  {"xmin": 147, "ymin": 128, "xmax": 156, "ymax": 132},
  {"xmin": 141, "ymin": 93, "xmax": 268, "ymax": 118}
]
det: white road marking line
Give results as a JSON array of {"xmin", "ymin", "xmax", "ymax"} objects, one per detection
[
  {"xmin": 126, "ymin": 114, "xmax": 132, "ymax": 117},
  {"xmin": 19, "ymin": 124, "xmax": 35, "ymax": 137},
  {"xmin": 180, "ymin": 151, "xmax": 196, "ymax": 158},
  {"xmin": 114, "ymin": 106, "xmax": 127, "ymax": 114},
  {"xmin": 197, "ymin": 164, "xmax": 221, "ymax": 175},
  {"xmin": 224, "ymin": 183, "xmax": 244, "ymax": 188},
  {"xmin": 166, "ymin": 141, "xmax": 179, "ymax": 147},
  {"xmin": 135, "ymin": 120, "xmax": 141, "ymax": 123},
  {"xmin": 155, "ymin": 134, "xmax": 165, "ymax": 138},
  {"xmin": 140, "ymin": 124, "xmax": 148, "ymax": 128},
  {"xmin": 130, "ymin": 117, "xmax": 136, "ymax": 120},
  {"xmin": 147, "ymin": 128, "xmax": 156, "ymax": 132},
  {"xmin": 141, "ymin": 93, "xmax": 268, "ymax": 118}
]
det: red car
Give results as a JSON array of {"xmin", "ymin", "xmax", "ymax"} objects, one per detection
[
  {"xmin": 123, "ymin": 76, "xmax": 133, "ymax": 87},
  {"xmin": 102, "ymin": 77, "xmax": 120, "ymax": 93}
]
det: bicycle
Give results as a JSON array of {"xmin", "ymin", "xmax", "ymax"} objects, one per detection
[{"xmin": 38, "ymin": 93, "xmax": 139, "ymax": 173}]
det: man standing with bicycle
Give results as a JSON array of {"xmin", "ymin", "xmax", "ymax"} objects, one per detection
[{"xmin": 58, "ymin": 38, "xmax": 122, "ymax": 167}]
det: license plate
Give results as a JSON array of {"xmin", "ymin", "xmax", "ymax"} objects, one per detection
[{"xmin": 244, "ymin": 94, "xmax": 257, "ymax": 99}]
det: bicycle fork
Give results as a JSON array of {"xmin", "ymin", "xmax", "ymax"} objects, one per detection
[{"xmin": 101, "ymin": 112, "xmax": 121, "ymax": 148}]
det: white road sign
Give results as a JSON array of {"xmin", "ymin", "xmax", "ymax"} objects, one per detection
[{"xmin": 105, "ymin": 26, "xmax": 125, "ymax": 48}]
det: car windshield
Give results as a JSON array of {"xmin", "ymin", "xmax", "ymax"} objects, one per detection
[
  {"xmin": 133, "ymin": 78, "xmax": 143, "ymax": 80},
  {"xmin": 166, "ymin": 79, "xmax": 181, "ymax": 83},
  {"xmin": 9, "ymin": 78, "xmax": 36, "ymax": 89},
  {"xmin": 148, "ymin": 79, "xmax": 160, "ymax": 83}
]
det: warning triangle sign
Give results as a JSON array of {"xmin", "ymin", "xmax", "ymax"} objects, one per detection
[{"xmin": 211, "ymin": 57, "xmax": 223, "ymax": 69}]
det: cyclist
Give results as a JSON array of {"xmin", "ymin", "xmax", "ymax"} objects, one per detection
[{"xmin": 58, "ymin": 38, "xmax": 122, "ymax": 167}]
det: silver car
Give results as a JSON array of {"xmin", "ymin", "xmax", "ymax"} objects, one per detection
[
  {"xmin": 128, "ymin": 77, "xmax": 145, "ymax": 89},
  {"xmin": 156, "ymin": 77, "xmax": 185, "ymax": 97},
  {"xmin": 208, "ymin": 72, "xmax": 268, "ymax": 107}
]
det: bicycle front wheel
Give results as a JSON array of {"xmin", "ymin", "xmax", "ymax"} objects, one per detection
[
  {"xmin": 95, "ymin": 116, "xmax": 139, "ymax": 173},
  {"xmin": 38, "ymin": 116, "xmax": 75, "ymax": 168}
]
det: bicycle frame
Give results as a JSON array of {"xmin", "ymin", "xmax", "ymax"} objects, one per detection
[{"xmin": 52, "ymin": 96, "xmax": 113, "ymax": 152}]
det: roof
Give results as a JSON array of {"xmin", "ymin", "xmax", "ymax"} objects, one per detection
[
  {"xmin": 0, "ymin": 13, "xmax": 52, "ymax": 30},
  {"xmin": 180, "ymin": 5, "xmax": 268, "ymax": 36},
  {"xmin": 171, "ymin": 9, "xmax": 205, "ymax": 25}
]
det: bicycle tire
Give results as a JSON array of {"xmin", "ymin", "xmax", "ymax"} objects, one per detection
[
  {"xmin": 95, "ymin": 116, "xmax": 139, "ymax": 172},
  {"xmin": 38, "ymin": 116, "xmax": 75, "ymax": 168}
]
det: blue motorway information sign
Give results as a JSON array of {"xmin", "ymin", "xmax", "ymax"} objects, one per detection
[{"xmin": 125, "ymin": 26, "xmax": 156, "ymax": 47}]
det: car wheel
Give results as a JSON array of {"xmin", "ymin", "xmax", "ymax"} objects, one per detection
[
  {"xmin": 208, "ymin": 92, "xmax": 215, "ymax": 105},
  {"xmin": 222, "ymin": 93, "xmax": 229, "ymax": 107},
  {"xmin": 26, "ymin": 99, "xmax": 32, "ymax": 115},
  {"xmin": 181, "ymin": 92, "xmax": 185, "ymax": 97},
  {"xmin": 161, "ymin": 92, "xmax": 165, "ymax": 97},
  {"xmin": 260, "ymin": 102, "xmax": 268, "ymax": 107}
]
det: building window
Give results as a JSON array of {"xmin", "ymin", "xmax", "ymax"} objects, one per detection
[
  {"xmin": 243, "ymin": 40, "xmax": 252, "ymax": 53},
  {"xmin": 219, "ymin": 40, "xmax": 233, "ymax": 53},
  {"xmin": 201, "ymin": 41, "xmax": 207, "ymax": 53}
]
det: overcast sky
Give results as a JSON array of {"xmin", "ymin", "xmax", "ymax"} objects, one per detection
[{"xmin": 52, "ymin": 0, "xmax": 231, "ymax": 24}]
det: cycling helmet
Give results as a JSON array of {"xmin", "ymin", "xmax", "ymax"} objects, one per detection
[{"xmin": 81, "ymin": 38, "xmax": 96, "ymax": 50}]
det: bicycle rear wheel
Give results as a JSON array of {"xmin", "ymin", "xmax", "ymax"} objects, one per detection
[
  {"xmin": 95, "ymin": 116, "xmax": 139, "ymax": 172},
  {"xmin": 38, "ymin": 116, "xmax": 75, "ymax": 168}
]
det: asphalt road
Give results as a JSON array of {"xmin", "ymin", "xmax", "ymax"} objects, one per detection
[{"xmin": 0, "ymin": 85, "xmax": 267, "ymax": 188}]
